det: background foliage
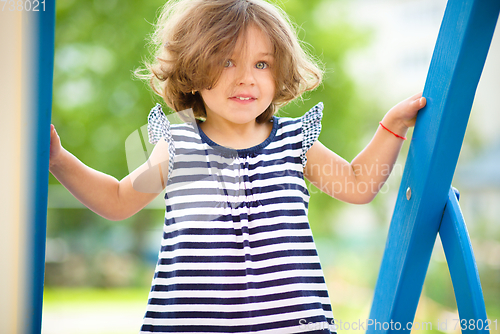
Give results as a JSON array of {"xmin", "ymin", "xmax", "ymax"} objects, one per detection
[{"xmin": 45, "ymin": 0, "xmax": 499, "ymax": 333}]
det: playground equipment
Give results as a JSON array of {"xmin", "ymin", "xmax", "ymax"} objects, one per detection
[
  {"xmin": 0, "ymin": 0, "xmax": 498, "ymax": 333},
  {"xmin": 0, "ymin": 3, "xmax": 55, "ymax": 334},
  {"xmin": 368, "ymin": 0, "xmax": 499, "ymax": 333}
]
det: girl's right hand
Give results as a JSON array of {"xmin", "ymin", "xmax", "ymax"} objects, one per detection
[
  {"xmin": 49, "ymin": 124, "xmax": 63, "ymax": 169},
  {"xmin": 48, "ymin": 122, "xmax": 166, "ymax": 220}
]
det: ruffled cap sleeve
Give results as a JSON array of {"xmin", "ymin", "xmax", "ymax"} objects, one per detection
[
  {"xmin": 301, "ymin": 102, "xmax": 323, "ymax": 168},
  {"xmin": 147, "ymin": 103, "xmax": 175, "ymax": 180},
  {"xmin": 147, "ymin": 104, "xmax": 171, "ymax": 145}
]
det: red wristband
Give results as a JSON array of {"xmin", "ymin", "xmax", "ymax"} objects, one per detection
[{"xmin": 379, "ymin": 122, "xmax": 407, "ymax": 140}]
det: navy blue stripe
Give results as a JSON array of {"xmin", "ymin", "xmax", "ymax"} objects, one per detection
[
  {"xmin": 248, "ymin": 235, "xmax": 314, "ymax": 247},
  {"xmin": 165, "ymin": 183, "xmax": 307, "ymax": 200},
  {"xmin": 247, "ymin": 154, "xmax": 302, "ymax": 171},
  {"xmin": 154, "ymin": 262, "xmax": 322, "ymax": 279},
  {"xmin": 170, "ymin": 148, "xmax": 301, "ymax": 172},
  {"xmin": 141, "ymin": 315, "xmax": 332, "ymax": 333},
  {"xmin": 161, "ymin": 241, "xmax": 244, "ymax": 251},
  {"xmin": 169, "ymin": 171, "xmax": 308, "ymax": 189},
  {"xmin": 151, "ymin": 276, "xmax": 326, "ymax": 292},
  {"xmin": 168, "ymin": 172, "xmax": 303, "ymax": 188},
  {"xmin": 171, "ymin": 134, "xmax": 202, "ymax": 144},
  {"xmin": 163, "ymin": 193, "xmax": 307, "ymax": 211},
  {"xmin": 249, "ymin": 222, "xmax": 311, "ymax": 235},
  {"xmin": 164, "ymin": 207, "xmax": 308, "ymax": 225},
  {"xmin": 158, "ymin": 249, "xmax": 318, "ymax": 265},
  {"xmin": 148, "ymin": 289, "xmax": 329, "ymax": 305},
  {"xmin": 161, "ymin": 222, "xmax": 311, "ymax": 241},
  {"xmin": 160, "ymin": 235, "xmax": 313, "ymax": 252},
  {"xmin": 260, "ymin": 142, "xmax": 302, "ymax": 157},
  {"xmin": 172, "ymin": 140, "xmax": 301, "ymax": 157},
  {"xmin": 166, "ymin": 170, "xmax": 304, "ymax": 189},
  {"xmin": 323, "ymin": 304, "xmax": 333, "ymax": 312},
  {"xmin": 278, "ymin": 117, "xmax": 301, "ymax": 127},
  {"xmin": 145, "ymin": 301, "xmax": 324, "ymax": 319},
  {"xmin": 273, "ymin": 126, "xmax": 301, "ymax": 140}
]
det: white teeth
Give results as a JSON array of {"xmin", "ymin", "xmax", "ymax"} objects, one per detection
[{"xmin": 236, "ymin": 97, "xmax": 251, "ymax": 100}]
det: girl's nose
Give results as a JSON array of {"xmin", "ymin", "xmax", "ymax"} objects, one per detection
[{"xmin": 236, "ymin": 65, "xmax": 255, "ymax": 86}]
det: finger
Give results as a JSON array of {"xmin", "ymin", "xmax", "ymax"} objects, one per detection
[
  {"xmin": 419, "ymin": 97, "xmax": 427, "ymax": 108},
  {"xmin": 51, "ymin": 124, "xmax": 60, "ymax": 137},
  {"xmin": 407, "ymin": 92, "xmax": 423, "ymax": 102},
  {"xmin": 50, "ymin": 124, "xmax": 61, "ymax": 146},
  {"xmin": 410, "ymin": 96, "xmax": 426, "ymax": 110}
]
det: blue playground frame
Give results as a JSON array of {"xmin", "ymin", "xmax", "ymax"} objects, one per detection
[
  {"xmin": 32, "ymin": 0, "xmax": 498, "ymax": 333},
  {"xmin": 368, "ymin": 0, "xmax": 499, "ymax": 333},
  {"xmin": 30, "ymin": 1, "xmax": 55, "ymax": 334}
]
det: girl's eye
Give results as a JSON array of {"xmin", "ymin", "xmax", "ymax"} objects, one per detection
[
  {"xmin": 224, "ymin": 60, "xmax": 234, "ymax": 68},
  {"xmin": 256, "ymin": 62, "xmax": 268, "ymax": 69}
]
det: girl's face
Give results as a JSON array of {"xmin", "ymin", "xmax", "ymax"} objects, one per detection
[{"xmin": 200, "ymin": 25, "xmax": 275, "ymax": 126}]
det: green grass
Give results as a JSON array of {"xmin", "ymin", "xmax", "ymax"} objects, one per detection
[
  {"xmin": 43, "ymin": 287, "xmax": 149, "ymax": 306},
  {"xmin": 43, "ymin": 286, "xmax": 499, "ymax": 334},
  {"xmin": 42, "ymin": 288, "xmax": 149, "ymax": 334}
]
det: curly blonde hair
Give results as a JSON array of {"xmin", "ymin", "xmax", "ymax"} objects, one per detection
[{"xmin": 137, "ymin": 0, "xmax": 323, "ymax": 123}]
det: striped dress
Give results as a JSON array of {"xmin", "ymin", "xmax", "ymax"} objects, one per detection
[{"xmin": 141, "ymin": 103, "xmax": 335, "ymax": 333}]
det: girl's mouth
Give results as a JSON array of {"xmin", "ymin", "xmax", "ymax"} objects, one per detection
[{"xmin": 230, "ymin": 95, "xmax": 257, "ymax": 103}]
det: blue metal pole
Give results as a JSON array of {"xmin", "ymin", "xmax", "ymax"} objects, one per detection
[{"xmin": 28, "ymin": 2, "xmax": 56, "ymax": 333}]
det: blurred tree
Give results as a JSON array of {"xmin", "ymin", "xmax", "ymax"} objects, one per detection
[{"xmin": 52, "ymin": 0, "xmax": 167, "ymax": 178}]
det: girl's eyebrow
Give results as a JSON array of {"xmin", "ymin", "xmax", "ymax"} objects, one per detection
[
  {"xmin": 230, "ymin": 52, "xmax": 273, "ymax": 58},
  {"xmin": 257, "ymin": 52, "xmax": 274, "ymax": 58}
]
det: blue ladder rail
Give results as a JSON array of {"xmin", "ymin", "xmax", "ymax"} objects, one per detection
[
  {"xmin": 440, "ymin": 188, "xmax": 489, "ymax": 333},
  {"xmin": 368, "ymin": 0, "xmax": 500, "ymax": 332},
  {"xmin": 30, "ymin": 2, "xmax": 56, "ymax": 334}
]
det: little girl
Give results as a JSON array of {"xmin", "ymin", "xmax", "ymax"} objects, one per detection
[{"xmin": 49, "ymin": 0, "xmax": 426, "ymax": 332}]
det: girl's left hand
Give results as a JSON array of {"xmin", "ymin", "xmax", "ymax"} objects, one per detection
[
  {"xmin": 380, "ymin": 92, "xmax": 426, "ymax": 138},
  {"xmin": 390, "ymin": 92, "xmax": 426, "ymax": 128},
  {"xmin": 304, "ymin": 91, "xmax": 426, "ymax": 204}
]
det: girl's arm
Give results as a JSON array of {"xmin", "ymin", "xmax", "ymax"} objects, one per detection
[
  {"xmin": 49, "ymin": 124, "xmax": 169, "ymax": 221},
  {"xmin": 304, "ymin": 93, "xmax": 426, "ymax": 204}
]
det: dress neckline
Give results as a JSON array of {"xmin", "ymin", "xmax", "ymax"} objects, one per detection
[{"xmin": 197, "ymin": 116, "xmax": 279, "ymax": 157}]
